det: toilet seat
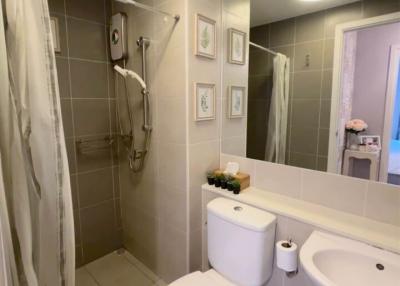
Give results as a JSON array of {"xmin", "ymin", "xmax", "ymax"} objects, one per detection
[{"xmin": 169, "ymin": 269, "xmax": 235, "ymax": 286}]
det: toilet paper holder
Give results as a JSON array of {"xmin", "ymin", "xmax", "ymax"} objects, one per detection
[{"xmin": 278, "ymin": 238, "xmax": 298, "ymax": 278}]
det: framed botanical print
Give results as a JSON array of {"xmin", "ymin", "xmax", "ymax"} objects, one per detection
[
  {"xmin": 50, "ymin": 17, "xmax": 61, "ymax": 53},
  {"xmin": 195, "ymin": 14, "xmax": 216, "ymax": 59},
  {"xmin": 194, "ymin": 83, "xmax": 216, "ymax": 121},
  {"xmin": 228, "ymin": 28, "xmax": 246, "ymax": 65},
  {"xmin": 228, "ymin": 86, "xmax": 246, "ymax": 118}
]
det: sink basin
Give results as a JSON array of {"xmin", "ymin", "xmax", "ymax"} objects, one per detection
[{"xmin": 300, "ymin": 231, "xmax": 400, "ymax": 286}]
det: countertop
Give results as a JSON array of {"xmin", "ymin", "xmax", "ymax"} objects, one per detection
[{"xmin": 202, "ymin": 184, "xmax": 400, "ymax": 254}]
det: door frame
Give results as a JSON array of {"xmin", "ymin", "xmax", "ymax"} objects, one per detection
[
  {"xmin": 380, "ymin": 45, "xmax": 400, "ymax": 182},
  {"xmin": 327, "ymin": 12, "xmax": 400, "ymax": 175}
]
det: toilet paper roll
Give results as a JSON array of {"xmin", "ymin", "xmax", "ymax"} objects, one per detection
[{"xmin": 276, "ymin": 240, "xmax": 298, "ymax": 272}]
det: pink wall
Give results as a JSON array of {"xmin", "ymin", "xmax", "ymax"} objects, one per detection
[{"xmin": 352, "ymin": 22, "xmax": 400, "ymax": 137}]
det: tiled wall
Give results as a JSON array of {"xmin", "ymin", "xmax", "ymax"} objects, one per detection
[
  {"xmin": 187, "ymin": 0, "xmax": 250, "ymax": 272},
  {"xmin": 48, "ymin": 0, "xmax": 122, "ymax": 267},
  {"xmin": 247, "ymin": 0, "xmax": 400, "ymax": 171},
  {"xmin": 211, "ymin": 153, "xmax": 400, "ymax": 285},
  {"xmin": 113, "ymin": 0, "xmax": 188, "ymax": 283},
  {"xmin": 221, "ymin": 153, "xmax": 400, "ymax": 227}
]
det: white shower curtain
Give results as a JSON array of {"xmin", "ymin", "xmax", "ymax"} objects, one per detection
[
  {"xmin": 0, "ymin": 0, "xmax": 75, "ymax": 285},
  {"xmin": 265, "ymin": 53, "xmax": 290, "ymax": 164}
]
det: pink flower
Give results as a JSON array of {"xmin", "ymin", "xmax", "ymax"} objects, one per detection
[{"xmin": 346, "ymin": 119, "xmax": 368, "ymax": 132}]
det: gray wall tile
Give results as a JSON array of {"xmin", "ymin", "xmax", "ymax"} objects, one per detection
[
  {"xmin": 270, "ymin": 18, "xmax": 295, "ymax": 47},
  {"xmin": 80, "ymin": 200, "xmax": 119, "ymax": 263},
  {"xmin": 294, "ymin": 40, "xmax": 324, "ymax": 71},
  {"xmin": 60, "ymin": 99, "xmax": 74, "ymax": 137},
  {"xmin": 67, "ymin": 18, "xmax": 107, "ymax": 61},
  {"xmin": 78, "ymin": 168, "xmax": 114, "ymax": 208},
  {"xmin": 55, "ymin": 57, "xmax": 70, "ymax": 98},
  {"xmin": 293, "ymin": 71, "xmax": 322, "ymax": 99},
  {"xmin": 292, "ymin": 99, "xmax": 320, "ymax": 128},
  {"xmin": 73, "ymin": 99, "xmax": 110, "ymax": 136},
  {"xmin": 48, "ymin": 0, "xmax": 65, "ymax": 14},
  {"xmin": 66, "ymin": 0, "xmax": 106, "ymax": 24},
  {"xmin": 325, "ymin": 2, "xmax": 362, "ymax": 37},
  {"xmin": 295, "ymin": 11, "xmax": 325, "ymax": 43},
  {"xmin": 70, "ymin": 60, "xmax": 108, "ymax": 98}
]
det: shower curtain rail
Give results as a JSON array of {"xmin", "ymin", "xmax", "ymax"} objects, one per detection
[
  {"xmin": 250, "ymin": 42, "xmax": 278, "ymax": 56},
  {"xmin": 115, "ymin": 0, "xmax": 180, "ymax": 21}
]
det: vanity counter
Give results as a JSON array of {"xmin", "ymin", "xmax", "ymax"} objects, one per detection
[{"xmin": 202, "ymin": 184, "xmax": 400, "ymax": 254}]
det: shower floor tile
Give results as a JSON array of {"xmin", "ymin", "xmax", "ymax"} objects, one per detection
[{"xmin": 76, "ymin": 251, "xmax": 166, "ymax": 286}]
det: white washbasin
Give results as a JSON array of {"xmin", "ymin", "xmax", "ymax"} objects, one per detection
[{"xmin": 300, "ymin": 231, "xmax": 400, "ymax": 286}]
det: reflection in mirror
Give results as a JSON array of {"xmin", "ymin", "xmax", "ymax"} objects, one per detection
[{"xmin": 222, "ymin": 0, "xmax": 400, "ymax": 185}]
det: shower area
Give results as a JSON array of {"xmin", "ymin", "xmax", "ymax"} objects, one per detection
[{"xmin": 48, "ymin": 0, "xmax": 187, "ymax": 284}]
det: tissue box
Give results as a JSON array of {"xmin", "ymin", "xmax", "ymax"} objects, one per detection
[{"xmin": 214, "ymin": 169, "xmax": 250, "ymax": 190}]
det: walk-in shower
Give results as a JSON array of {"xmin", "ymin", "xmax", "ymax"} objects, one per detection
[
  {"xmin": 112, "ymin": 35, "xmax": 151, "ymax": 172},
  {"xmin": 110, "ymin": 0, "xmax": 179, "ymax": 172}
]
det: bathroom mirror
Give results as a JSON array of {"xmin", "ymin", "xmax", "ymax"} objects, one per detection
[{"xmin": 221, "ymin": 0, "xmax": 400, "ymax": 185}]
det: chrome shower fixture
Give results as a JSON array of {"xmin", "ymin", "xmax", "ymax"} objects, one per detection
[{"xmin": 114, "ymin": 65, "xmax": 147, "ymax": 90}]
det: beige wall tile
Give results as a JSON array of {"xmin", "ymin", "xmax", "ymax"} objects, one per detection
[
  {"xmin": 365, "ymin": 182, "xmax": 400, "ymax": 226},
  {"xmin": 220, "ymin": 153, "xmax": 256, "ymax": 178},
  {"xmin": 158, "ymin": 143, "xmax": 187, "ymax": 189},
  {"xmin": 301, "ymin": 170, "xmax": 367, "ymax": 216},
  {"xmin": 254, "ymin": 160, "xmax": 302, "ymax": 198},
  {"xmin": 157, "ymin": 97, "xmax": 186, "ymax": 144}
]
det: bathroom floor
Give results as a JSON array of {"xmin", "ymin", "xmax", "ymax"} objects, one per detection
[{"xmin": 76, "ymin": 251, "xmax": 166, "ymax": 286}]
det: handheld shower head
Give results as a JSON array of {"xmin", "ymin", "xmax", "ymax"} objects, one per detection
[{"xmin": 114, "ymin": 65, "xmax": 147, "ymax": 90}]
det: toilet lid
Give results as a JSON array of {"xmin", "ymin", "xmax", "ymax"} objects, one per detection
[{"xmin": 169, "ymin": 270, "xmax": 235, "ymax": 286}]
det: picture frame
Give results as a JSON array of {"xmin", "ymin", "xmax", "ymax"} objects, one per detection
[
  {"xmin": 360, "ymin": 135, "xmax": 381, "ymax": 150},
  {"xmin": 195, "ymin": 14, "xmax": 216, "ymax": 59},
  {"xmin": 228, "ymin": 28, "xmax": 246, "ymax": 65},
  {"xmin": 228, "ymin": 85, "xmax": 246, "ymax": 118},
  {"xmin": 50, "ymin": 17, "xmax": 61, "ymax": 53},
  {"xmin": 194, "ymin": 83, "xmax": 216, "ymax": 121}
]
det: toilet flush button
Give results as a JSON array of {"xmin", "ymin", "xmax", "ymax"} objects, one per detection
[{"xmin": 234, "ymin": 206, "xmax": 243, "ymax": 211}]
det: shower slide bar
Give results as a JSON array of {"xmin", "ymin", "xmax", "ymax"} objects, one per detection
[{"xmin": 114, "ymin": 0, "xmax": 180, "ymax": 21}]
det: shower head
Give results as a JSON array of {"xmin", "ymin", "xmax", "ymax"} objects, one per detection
[{"xmin": 114, "ymin": 65, "xmax": 147, "ymax": 90}]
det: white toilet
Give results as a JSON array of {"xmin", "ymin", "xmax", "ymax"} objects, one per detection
[{"xmin": 170, "ymin": 197, "xmax": 276, "ymax": 286}]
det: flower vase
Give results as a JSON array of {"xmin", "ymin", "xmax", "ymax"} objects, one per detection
[{"xmin": 347, "ymin": 132, "xmax": 360, "ymax": 150}]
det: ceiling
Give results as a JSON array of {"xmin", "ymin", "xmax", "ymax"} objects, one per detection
[{"xmin": 251, "ymin": 0, "xmax": 361, "ymax": 27}]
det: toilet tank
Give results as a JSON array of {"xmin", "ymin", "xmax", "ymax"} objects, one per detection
[{"xmin": 207, "ymin": 198, "xmax": 276, "ymax": 286}]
